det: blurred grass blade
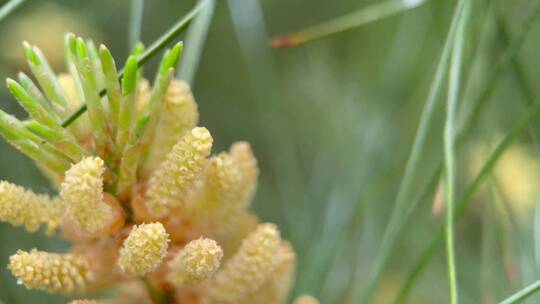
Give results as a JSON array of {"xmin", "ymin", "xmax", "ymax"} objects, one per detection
[
  {"xmin": 499, "ymin": 279, "xmax": 540, "ymax": 304},
  {"xmin": 0, "ymin": 0, "xmax": 25, "ymax": 23},
  {"xmin": 129, "ymin": 0, "xmax": 145, "ymax": 49},
  {"xmin": 494, "ymin": 7, "xmax": 536, "ymax": 104},
  {"xmin": 396, "ymin": 98, "xmax": 540, "ymax": 303},
  {"xmin": 62, "ymin": 1, "xmax": 205, "ymax": 128},
  {"xmin": 394, "ymin": 230, "xmax": 439, "ymax": 303},
  {"xmin": 443, "ymin": 2, "xmax": 469, "ymax": 302},
  {"xmin": 535, "ymin": 203, "xmax": 540, "ymax": 267},
  {"xmin": 393, "ymin": 2, "xmax": 540, "ymax": 301},
  {"xmin": 358, "ymin": 0, "xmax": 466, "ymax": 302},
  {"xmin": 227, "ymin": 0, "xmax": 305, "ymax": 229},
  {"xmin": 177, "ymin": 0, "xmax": 215, "ymax": 84},
  {"xmin": 270, "ymin": 0, "xmax": 426, "ymax": 47},
  {"xmin": 458, "ymin": 0, "xmax": 540, "ymax": 134}
]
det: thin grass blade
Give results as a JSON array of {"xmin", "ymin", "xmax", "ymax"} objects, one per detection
[
  {"xmin": 358, "ymin": 0, "xmax": 466, "ymax": 301},
  {"xmin": 458, "ymin": 0, "xmax": 540, "ymax": 134},
  {"xmin": 177, "ymin": 0, "xmax": 215, "ymax": 84},
  {"xmin": 0, "ymin": 0, "xmax": 25, "ymax": 23},
  {"xmin": 499, "ymin": 279, "xmax": 540, "ymax": 304},
  {"xmin": 395, "ymin": 98, "xmax": 540, "ymax": 303},
  {"xmin": 392, "ymin": 1, "xmax": 540, "ymax": 300},
  {"xmin": 443, "ymin": 2, "xmax": 469, "ymax": 302},
  {"xmin": 129, "ymin": 0, "xmax": 145, "ymax": 49},
  {"xmin": 270, "ymin": 0, "xmax": 426, "ymax": 47}
]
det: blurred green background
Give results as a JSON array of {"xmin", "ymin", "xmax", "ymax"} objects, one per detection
[{"xmin": 1, "ymin": 0, "xmax": 540, "ymax": 303}]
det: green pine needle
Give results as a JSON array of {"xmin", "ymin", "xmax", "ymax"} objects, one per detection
[
  {"xmin": 116, "ymin": 114, "xmax": 150, "ymax": 197},
  {"xmin": 61, "ymin": 1, "xmax": 205, "ymax": 128},
  {"xmin": 70, "ymin": 37, "xmax": 110, "ymax": 155},
  {"xmin": 7, "ymin": 78, "xmax": 58, "ymax": 128},
  {"xmin": 116, "ymin": 55, "xmax": 139, "ymax": 154},
  {"xmin": 17, "ymin": 72, "xmax": 58, "ymax": 119},
  {"xmin": 23, "ymin": 42, "xmax": 70, "ymax": 114},
  {"xmin": 99, "ymin": 45, "xmax": 123, "ymax": 135},
  {"xmin": 0, "ymin": 110, "xmax": 71, "ymax": 172}
]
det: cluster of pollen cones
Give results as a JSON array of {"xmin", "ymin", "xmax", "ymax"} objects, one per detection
[{"xmin": 0, "ymin": 34, "xmax": 317, "ymax": 304}]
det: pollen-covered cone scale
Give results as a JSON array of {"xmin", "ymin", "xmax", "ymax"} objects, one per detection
[
  {"xmin": 8, "ymin": 249, "xmax": 94, "ymax": 294},
  {"xmin": 60, "ymin": 156, "xmax": 124, "ymax": 236},
  {"xmin": 118, "ymin": 222, "xmax": 169, "ymax": 275},
  {"xmin": 293, "ymin": 295, "xmax": 320, "ymax": 304},
  {"xmin": 0, "ymin": 33, "xmax": 316, "ymax": 303},
  {"xmin": 207, "ymin": 223, "xmax": 282, "ymax": 303},
  {"xmin": 167, "ymin": 237, "xmax": 223, "ymax": 285}
]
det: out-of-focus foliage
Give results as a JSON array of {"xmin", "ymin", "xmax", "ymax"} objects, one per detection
[{"xmin": 1, "ymin": 0, "xmax": 540, "ymax": 303}]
